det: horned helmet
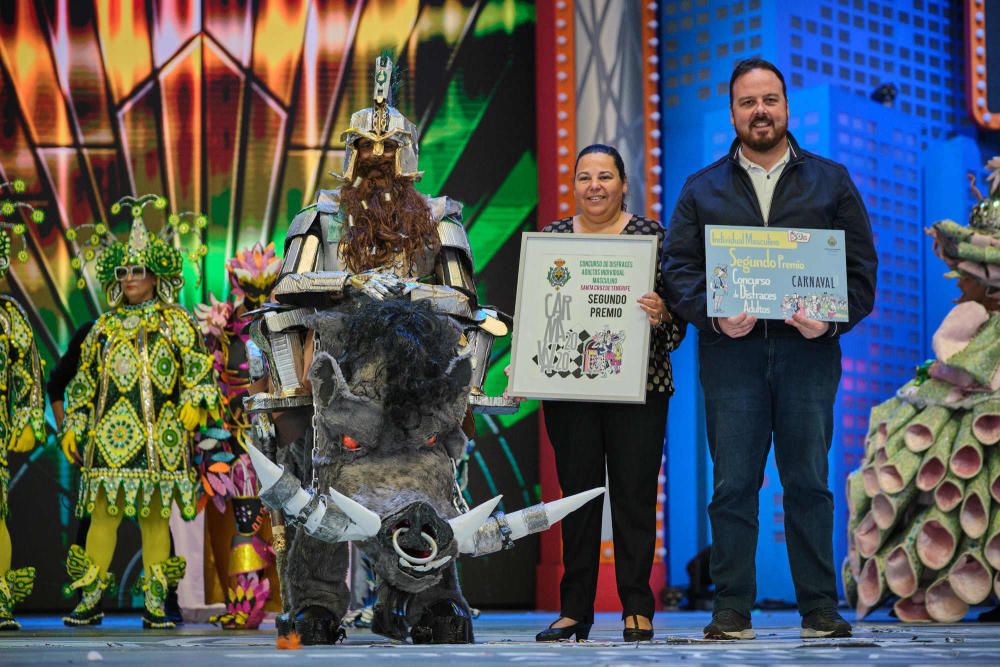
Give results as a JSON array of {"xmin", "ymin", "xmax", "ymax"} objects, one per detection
[
  {"xmin": 68, "ymin": 194, "xmax": 207, "ymax": 307},
  {"xmin": 336, "ymin": 55, "xmax": 422, "ymax": 183},
  {"xmin": 226, "ymin": 241, "xmax": 282, "ymax": 309}
]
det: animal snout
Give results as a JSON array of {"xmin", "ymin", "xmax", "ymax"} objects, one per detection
[{"xmin": 380, "ymin": 502, "xmax": 455, "ymax": 573}]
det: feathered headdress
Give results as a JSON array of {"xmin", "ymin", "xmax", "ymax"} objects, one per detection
[
  {"xmin": 0, "ymin": 179, "xmax": 45, "ymax": 278},
  {"xmin": 226, "ymin": 242, "xmax": 282, "ymax": 309},
  {"xmin": 66, "ymin": 194, "xmax": 208, "ymax": 306}
]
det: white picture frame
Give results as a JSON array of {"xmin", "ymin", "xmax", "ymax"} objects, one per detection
[{"xmin": 508, "ymin": 232, "xmax": 658, "ymax": 403}]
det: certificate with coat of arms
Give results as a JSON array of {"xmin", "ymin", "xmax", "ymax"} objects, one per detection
[
  {"xmin": 704, "ymin": 225, "xmax": 849, "ymax": 322},
  {"xmin": 509, "ymin": 232, "xmax": 658, "ymax": 403}
]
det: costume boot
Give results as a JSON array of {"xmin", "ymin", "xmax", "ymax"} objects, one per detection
[
  {"xmin": 208, "ymin": 496, "xmax": 272, "ymax": 629},
  {"xmin": 142, "ymin": 556, "xmax": 186, "ymax": 629},
  {"xmin": 62, "ymin": 545, "xmax": 116, "ymax": 626},
  {"xmin": 0, "ymin": 567, "xmax": 35, "ymax": 631}
]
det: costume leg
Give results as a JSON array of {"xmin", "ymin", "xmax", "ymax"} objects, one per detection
[
  {"xmin": 0, "ymin": 520, "xmax": 10, "ymax": 574},
  {"xmin": 139, "ymin": 491, "xmax": 186, "ymax": 629},
  {"xmin": 771, "ymin": 337, "xmax": 841, "ymax": 615},
  {"xmin": 0, "ymin": 519, "xmax": 36, "ymax": 631},
  {"xmin": 84, "ymin": 488, "xmax": 124, "ymax": 574},
  {"xmin": 407, "ymin": 564, "xmax": 474, "ymax": 644},
  {"xmin": 138, "ymin": 493, "xmax": 171, "ymax": 571},
  {"xmin": 64, "ymin": 490, "xmax": 119, "ymax": 626},
  {"xmin": 604, "ymin": 398, "xmax": 668, "ymax": 620},
  {"xmin": 543, "ymin": 400, "xmax": 607, "ymax": 624},
  {"xmin": 282, "ymin": 432, "xmax": 350, "ymax": 644},
  {"xmin": 699, "ymin": 337, "xmax": 773, "ymax": 616}
]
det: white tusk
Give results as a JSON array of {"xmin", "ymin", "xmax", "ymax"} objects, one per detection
[
  {"xmin": 245, "ymin": 441, "xmax": 281, "ymax": 491},
  {"xmin": 246, "ymin": 441, "xmax": 311, "ymax": 515},
  {"xmin": 449, "ymin": 495, "xmax": 503, "ymax": 552},
  {"xmin": 328, "ymin": 487, "xmax": 382, "ymax": 540},
  {"xmin": 509, "ymin": 487, "xmax": 606, "ymax": 540}
]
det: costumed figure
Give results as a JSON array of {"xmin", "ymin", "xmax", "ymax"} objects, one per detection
[
  {"xmin": 58, "ymin": 196, "xmax": 221, "ymax": 628},
  {"xmin": 843, "ymin": 157, "xmax": 1000, "ymax": 622},
  {"xmin": 195, "ymin": 242, "xmax": 281, "ymax": 629},
  {"xmin": 244, "ymin": 55, "xmax": 599, "ymax": 645},
  {"xmin": 0, "ymin": 182, "xmax": 45, "ymax": 630}
]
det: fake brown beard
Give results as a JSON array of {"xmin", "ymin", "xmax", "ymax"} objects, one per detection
[{"xmin": 338, "ymin": 164, "xmax": 439, "ymax": 274}]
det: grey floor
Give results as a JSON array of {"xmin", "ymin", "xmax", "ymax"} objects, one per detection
[{"xmin": 3, "ymin": 609, "xmax": 1000, "ymax": 665}]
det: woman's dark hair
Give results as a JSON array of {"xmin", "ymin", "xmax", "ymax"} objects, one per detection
[
  {"xmin": 574, "ymin": 144, "xmax": 628, "ymax": 211},
  {"xmin": 729, "ymin": 58, "xmax": 787, "ymax": 107}
]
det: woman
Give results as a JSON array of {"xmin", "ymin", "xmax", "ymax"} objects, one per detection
[{"xmin": 536, "ymin": 144, "xmax": 684, "ymax": 642}]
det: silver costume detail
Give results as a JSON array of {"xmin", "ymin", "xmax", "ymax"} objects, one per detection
[
  {"xmin": 273, "ymin": 272, "xmax": 349, "ymax": 304},
  {"xmin": 335, "ymin": 56, "xmax": 422, "ymax": 183},
  {"xmin": 263, "ymin": 307, "xmax": 317, "ymax": 332},
  {"xmin": 407, "ymin": 283, "xmax": 473, "ymax": 318},
  {"xmin": 246, "ymin": 339, "xmax": 265, "ymax": 382},
  {"xmin": 243, "ymin": 393, "xmax": 312, "ymax": 414},
  {"xmin": 250, "ymin": 412, "xmax": 276, "ymax": 461},
  {"xmin": 436, "ymin": 217, "xmax": 473, "ymax": 264},
  {"xmin": 519, "ymin": 503, "xmax": 551, "ymax": 534}
]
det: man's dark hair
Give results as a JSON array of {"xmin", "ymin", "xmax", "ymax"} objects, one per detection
[{"xmin": 729, "ymin": 58, "xmax": 787, "ymax": 107}]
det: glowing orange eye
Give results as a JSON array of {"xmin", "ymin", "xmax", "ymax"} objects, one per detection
[
  {"xmin": 425, "ymin": 435, "xmax": 436, "ymax": 446},
  {"xmin": 342, "ymin": 435, "xmax": 360, "ymax": 451}
]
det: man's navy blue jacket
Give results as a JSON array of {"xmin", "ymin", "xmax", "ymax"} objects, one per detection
[{"xmin": 663, "ymin": 133, "xmax": 878, "ymax": 340}]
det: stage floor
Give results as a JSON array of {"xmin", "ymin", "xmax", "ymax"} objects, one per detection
[{"xmin": 3, "ymin": 609, "xmax": 1000, "ymax": 665}]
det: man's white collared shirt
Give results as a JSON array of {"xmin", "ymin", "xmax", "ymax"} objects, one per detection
[{"xmin": 737, "ymin": 146, "xmax": 790, "ymax": 225}]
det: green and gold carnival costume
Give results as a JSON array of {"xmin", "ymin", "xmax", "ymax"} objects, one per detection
[
  {"xmin": 0, "ymin": 296, "xmax": 44, "ymax": 520},
  {"xmin": 58, "ymin": 196, "xmax": 217, "ymax": 628},
  {"xmin": 62, "ymin": 299, "xmax": 217, "ymax": 521},
  {"xmin": 0, "ymin": 182, "xmax": 45, "ymax": 631}
]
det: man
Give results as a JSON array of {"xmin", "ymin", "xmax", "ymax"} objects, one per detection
[
  {"xmin": 0, "ymin": 198, "xmax": 45, "ymax": 630},
  {"xmin": 247, "ymin": 56, "xmax": 512, "ymax": 644},
  {"xmin": 663, "ymin": 58, "xmax": 878, "ymax": 640},
  {"xmin": 59, "ymin": 198, "xmax": 221, "ymax": 628}
]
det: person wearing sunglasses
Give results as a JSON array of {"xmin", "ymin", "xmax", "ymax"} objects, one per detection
[{"xmin": 58, "ymin": 208, "xmax": 221, "ymax": 630}]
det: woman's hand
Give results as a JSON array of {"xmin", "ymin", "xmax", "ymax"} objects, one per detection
[
  {"xmin": 637, "ymin": 291, "xmax": 671, "ymax": 327},
  {"xmin": 502, "ymin": 364, "xmax": 526, "ymax": 403}
]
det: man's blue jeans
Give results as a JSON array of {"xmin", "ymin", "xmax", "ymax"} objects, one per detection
[{"xmin": 698, "ymin": 334, "xmax": 841, "ymax": 616}]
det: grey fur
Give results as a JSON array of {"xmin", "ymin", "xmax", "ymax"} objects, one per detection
[{"xmin": 280, "ymin": 302, "xmax": 475, "ymax": 625}]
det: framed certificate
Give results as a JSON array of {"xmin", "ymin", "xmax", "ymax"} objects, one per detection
[
  {"xmin": 704, "ymin": 225, "xmax": 849, "ymax": 322},
  {"xmin": 509, "ymin": 232, "xmax": 657, "ymax": 403}
]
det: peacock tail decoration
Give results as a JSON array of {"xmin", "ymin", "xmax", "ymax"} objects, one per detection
[
  {"xmin": 0, "ymin": 179, "xmax": 45, "ymax": 278},
  {"xmin": 65, "ymin": 194, "xmax": 209, "ymax": 307}
]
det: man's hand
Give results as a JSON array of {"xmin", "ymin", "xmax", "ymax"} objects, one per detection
[
  {"xmin": 718, "ymin": 312, "xmax": 757, "ymax": 338},
  {"xmin": 785, "ymin": 308, "xmax": 830, "ymax": 339}
]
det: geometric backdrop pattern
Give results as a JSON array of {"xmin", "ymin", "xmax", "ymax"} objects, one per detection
[{"xmin": 0, "ymin": 0, "xmax": 539, "ymax": 608}]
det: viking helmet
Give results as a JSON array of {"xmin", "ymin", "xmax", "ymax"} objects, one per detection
[{"xmin": 337, "ymin": 56, "xmax": 422, "ymax": 183}]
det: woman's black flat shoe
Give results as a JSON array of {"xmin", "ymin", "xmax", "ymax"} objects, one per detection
[
  {"xmin": 623, "ymin": 614, "xmax": 654, "ymax": 642},
  {"xmin": 536, "ymin": 620, "xmax": 592, "ymax": 642}
]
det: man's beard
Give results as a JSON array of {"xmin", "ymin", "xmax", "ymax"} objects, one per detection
[
  {"xmin": 738, "ymin": 115, "xmax": 787, "ymax": 152},
  {"xmin": 339, "ymin": 157, "xmax": 438, "ymax": 274}
]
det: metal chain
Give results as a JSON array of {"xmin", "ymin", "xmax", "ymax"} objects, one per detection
[
  {"xmin": 451, "ymin": 457, "xmax": 469, "ymax": 514},
  {"xmin": 310, "ymin": 330, "xmax": 321, "ymax": 493}
]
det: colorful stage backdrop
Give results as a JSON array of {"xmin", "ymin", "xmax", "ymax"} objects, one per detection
[{"xmin": 0, "ymin": 0, "xmax": 539, "ymax": 610}]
